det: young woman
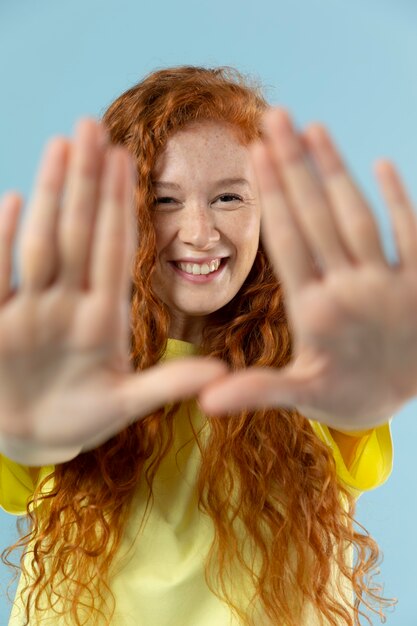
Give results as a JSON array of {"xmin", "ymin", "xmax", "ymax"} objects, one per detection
[{"xmin": 3, "ymin": 64, "xmax": 415, "ymax": 625}]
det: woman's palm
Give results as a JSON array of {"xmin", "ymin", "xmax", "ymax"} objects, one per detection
[{"xmin": 0, "ymin": 119, "xmax": 227, "ymax": 464}]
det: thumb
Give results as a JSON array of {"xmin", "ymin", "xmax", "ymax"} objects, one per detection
[
  {"xmin": 118, "ymin": 356, "xmax": 230, "ymax": 422},
  {"xmin": 198, "ymin": 367, "xmax": 310, "ymax": 415}
]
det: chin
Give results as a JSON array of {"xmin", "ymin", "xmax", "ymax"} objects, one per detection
[{"xmin": 176, "ymin": 305, "xmax": 223, "ymax": 316}]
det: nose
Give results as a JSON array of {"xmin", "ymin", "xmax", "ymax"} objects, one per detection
[{"xmin": 178, "ymin": 204, "xmax": 220, "ymax": 249}]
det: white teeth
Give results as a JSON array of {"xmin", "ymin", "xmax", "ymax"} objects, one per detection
[{"xmin": 176, "ymin": 259, "xmax": 221, "ymax": 275}]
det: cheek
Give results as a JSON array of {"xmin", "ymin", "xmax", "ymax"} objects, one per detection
[
  {"xmin": 234, "ymin": 211, "xmax": 261, "ymax": 252},
  {"xmin": 152, "ymin": 216, "xmax": 173, "ymax": 253}
]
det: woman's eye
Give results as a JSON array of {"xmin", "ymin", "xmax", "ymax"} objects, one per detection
[
  {"xmin": 156, "ymin": 197, "xmax": 176, "ymax": 204},
  {"xmin": 217, "ymin": 194, "xmax": 242, "ymax": 203}
]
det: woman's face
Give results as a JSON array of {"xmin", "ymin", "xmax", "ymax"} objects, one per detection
[{"xmin": 150, "ymin": 120, "xmax": 261, "ymax": 343}]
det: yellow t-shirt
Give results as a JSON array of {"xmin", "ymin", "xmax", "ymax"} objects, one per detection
[{"xmin": 1, "ymin": 338, "xmax": 393, "ymax": 625}]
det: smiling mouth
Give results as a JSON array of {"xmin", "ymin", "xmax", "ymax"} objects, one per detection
[
  {"xmin": 169, "ymin": 257, "xmax": 229, "ymax": 280},
  {"xmin": 172, "ymin": 257, "xmax": 228, "ymax": 273}
]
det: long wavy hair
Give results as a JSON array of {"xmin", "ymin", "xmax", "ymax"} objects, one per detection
[{"xmin": 2, "ymin": 65, "xmax": 396, "ymax": 626}]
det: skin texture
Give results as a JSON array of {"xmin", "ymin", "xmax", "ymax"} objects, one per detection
[{"xmin": 150, "ymin": 120, "xmax": 261, "ymax": 344}]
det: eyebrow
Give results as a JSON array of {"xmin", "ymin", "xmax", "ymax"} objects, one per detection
[{"xmin": 152, "ymin": 177, "xmax": 251, "ymax": 189}]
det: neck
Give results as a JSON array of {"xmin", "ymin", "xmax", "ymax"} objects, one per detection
[{"xmin": 168, "ymin": 315, "xmax": 207, "ymax": 345}]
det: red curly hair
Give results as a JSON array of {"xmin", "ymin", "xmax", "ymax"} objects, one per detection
[{"xmin": 2, "ymin": 65, "xmax": 396, "ymax": 625}]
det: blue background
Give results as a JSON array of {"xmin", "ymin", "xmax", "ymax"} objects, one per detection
[{"xmin": 1, "ymin": 0, "xmax": 416, "ymax": 624}]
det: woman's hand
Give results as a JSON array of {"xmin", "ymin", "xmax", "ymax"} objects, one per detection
[
  {"xmin": 0, "ymin": 119, "xmax": 228, "ymax": 465},
  {"xmin": 199, "ymin": 107, "xmax": 417, "ymax": 431}
]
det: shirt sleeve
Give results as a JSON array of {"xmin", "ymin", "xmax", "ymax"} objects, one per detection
[
  {"xmin": 308, "ymin": 418, "xmax": 394, "ymax": 500},
  {"xmin": 0, "ymin": 454, "xmax": 55, "ymax": 515}
]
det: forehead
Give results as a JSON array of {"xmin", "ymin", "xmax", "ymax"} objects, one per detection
[
  {"xmin": 169, "ymin": 119, "xmax": 245, "ymax": 143},
  {"xmin": 152, "ymin": 120, "xmax": 251, "ymax": 178}
]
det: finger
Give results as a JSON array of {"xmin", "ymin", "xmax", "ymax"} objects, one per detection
[
  {"xmin": 261, "ymin": 108, "xmax": 351, "ymax": 275},
  {"xmin": 19, "ymin": 138, "xmax": 71, "ymax": 291},
  {"xmin": 0, "ymin": 192, "xmax": 23, "ymax": 302},
  {"xmin": 90, "ymin": 146, "xmax": 133, "ymax": 298},
  {"xmin": 59, "ymin": 118, "xmax": 107, "ymax": 289},
  {"xmin": 373, "ymin": 159, "xmax": 417, "ymax": 268},
  {"xmin": 121, "ymin": 357, "xmax": 230, "ymax": 420},
  {"xmin": 302, "ymin": 125, "xmax": 388, "ymax": 267},
  {"xmin": 198, "ymin": 368, "xmax": 293, "ymax": 415},
  {"xmin": 249, "ymin": 140, "xmax": 320, "ymax": 297}
]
